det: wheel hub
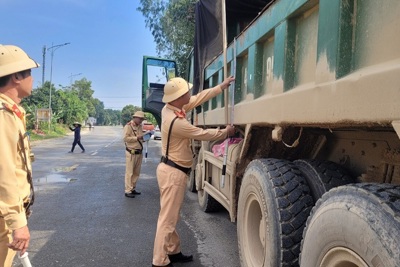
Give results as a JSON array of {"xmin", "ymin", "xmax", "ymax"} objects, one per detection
[{"xmin": 320, "ymin": 247, "xmax": 368, "ymax": 267}]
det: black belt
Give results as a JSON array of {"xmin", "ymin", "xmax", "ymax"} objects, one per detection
[
  {"xmin": 126, "ymin": 148, "xmax": 142, "ymax": 155},
  {"xmin": 161, "ymin": 156, "xmax": 191, "ymax": 175}
]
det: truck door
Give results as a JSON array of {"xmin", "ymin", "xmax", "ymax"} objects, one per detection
[{"xmin": 141, "ymin": 56, "xmax": 177, "ymax": 128}]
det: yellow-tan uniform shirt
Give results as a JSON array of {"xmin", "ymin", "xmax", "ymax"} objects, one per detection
[
  {"xmin": 161, "ymin": 85, "xmax": 228, "ymax": 168},
  {"xmin": 0, "ymin": 93, "xmax": 31, "ymax": 230},
  {"xmin": 123, "ymin": 121, "xmax": 144, "ymax": 150}
]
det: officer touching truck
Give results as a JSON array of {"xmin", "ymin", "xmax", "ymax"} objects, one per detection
[
  {"xmin": 0, "ymin": 45, "xmax": 39, "ymax": 267},
  {"xmin": 152, "ymin": 76, "xmax": 235, "ymax": 267}
]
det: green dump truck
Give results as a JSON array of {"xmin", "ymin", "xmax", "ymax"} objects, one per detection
[{"xmin": 142, "ymin": 0, "xmax": 400, "ymax": 266}]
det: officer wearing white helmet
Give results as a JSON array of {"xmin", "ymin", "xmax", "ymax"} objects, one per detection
[
  {"xmin": 152, "ymin": 76, "xmax": 235, "ymax": 267},
  {"xmin": 123, "ymin": 110, "xmax": 146, "ymax": 198},
  {"xmin": 0, "ymin": 45, "xmax": 39, "ymax": 266}
]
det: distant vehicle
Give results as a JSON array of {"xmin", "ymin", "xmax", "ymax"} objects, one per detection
[
  {"xmin": 142, "ymin": 121, "xmax": 155, "ymax": 131},
  {"xmin": 153, "ymin": 130, "xmax": 161, "ymax": 140}
]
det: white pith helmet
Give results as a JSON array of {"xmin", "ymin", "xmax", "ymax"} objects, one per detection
[
  {"xmin": 162, "ymin": 77, "xmax": 193, "ymax": 103},
  {"xmin": 132, "ymin": 111, "xmax": 145, "ymax": 118},
  {"xmin": 0, "ymin": 45, "xmax": 39, "ymax": 78}
]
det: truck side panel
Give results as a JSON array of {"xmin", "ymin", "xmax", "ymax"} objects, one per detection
[{"xmin": 196, "ymin": 0, "xmax": 400, "ymax": 127}]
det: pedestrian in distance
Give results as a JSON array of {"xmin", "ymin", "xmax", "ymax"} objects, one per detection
[
  {"xmin": 152, "ymin": 76, "xmax": 236, "ymax": 267},
  {"xmin": 123, "ymin": 111, "xmax": 147, "ymax": 198},
  {"xmin": 0, "ymin": 44, "xmax": 39, "ymax": 267},
  {"xmin": 68, "ymin": 122, "xmax": 85, "ymax": 153}
]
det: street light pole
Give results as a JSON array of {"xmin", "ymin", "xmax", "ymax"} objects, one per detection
[
  {"xmin": 48, "ymin": 42, "xmax": 70, "ymax": 110},
  {"xmin": 68, "ymin": 72, "xmax": 82, "ymax": 86},
  {"xmin": 42, "ymin": 45, "xmax": 46, "ymax": 87},
  {"xmin": 46, "ymin": 42, "xmax": 70, "ymax": 131}
]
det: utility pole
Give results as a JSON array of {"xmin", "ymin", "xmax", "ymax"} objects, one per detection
[
  {"xmin": 68, "ymin": 72, "xmax": 82, "ymax": 86},
  {"xmin": 42, "ymin": 45, "xmax": 46, "ymax": 87},
  {"xmin": 46, "ymin": 42, "xmax": 70, "ymax": 131}
]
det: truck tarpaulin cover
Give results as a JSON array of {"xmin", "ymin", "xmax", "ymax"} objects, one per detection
[{"xmin": 193, "ymin": 0, "xmax": 274, "ymax": 95}]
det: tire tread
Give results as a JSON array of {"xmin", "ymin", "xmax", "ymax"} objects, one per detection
[{"xmin": 241, "ymin": 159, "xmax": 314, "ymax": 266}]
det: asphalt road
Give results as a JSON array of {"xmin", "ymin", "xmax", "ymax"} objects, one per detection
[{"xmin": 14, "ymin": 126, "xmax": 239, "ymax": 267}]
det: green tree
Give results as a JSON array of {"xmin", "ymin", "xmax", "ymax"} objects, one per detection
[
  {"xmin": 54, "ymin": 89, "xmax": 88, "ymax": 125},
  {"xmin": 70, "ymin": 78, "xmax": 96, "ymax": 117},
  {"xmin": 121, "ymin": 105, "xmax": 142, "ymax": 125},
  {"xmin": 103, "ymin": 109, "xmax": 121, "ymax": 126},
  {"xmin": 22, "ymin": 82, "xmax": 54, "ymax": 130},
  {"xmin": 145, "ymin": 113, "xmax": 157, "ymax": 126},
  {"xmin": 21, "ymin": 76, "xmax": 123, "ymax": 132},
  {"xmin": 137, "ymin": 0, "xmax": 196, "ymax": 76}
]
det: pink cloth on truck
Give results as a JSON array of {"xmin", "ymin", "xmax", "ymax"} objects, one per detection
[{"xmin": 212, "ymin": 138, "xmax": 242, "ymax": 157}]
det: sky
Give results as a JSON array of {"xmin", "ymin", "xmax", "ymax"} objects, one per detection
[{"xmin": 1, "ymin": 0, "xmax": 157, "ymax": 110}]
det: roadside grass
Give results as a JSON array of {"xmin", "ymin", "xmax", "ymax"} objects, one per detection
[{"xmin": 29, "ymin": 123, "xmax": 68, "ymax": 141}]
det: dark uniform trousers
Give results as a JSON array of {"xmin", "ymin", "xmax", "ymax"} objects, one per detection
[{"xmin": 152, "ymin": 163, "xmax": 187, "ymax": 266}]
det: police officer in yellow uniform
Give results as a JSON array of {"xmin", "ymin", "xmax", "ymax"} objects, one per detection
[
  {"xmin": 0, "ymin": 45, "xmax": 39, "ymax": 267},
  {"xmin": 123, "ymin": 111, "xmax": 146, "ymax": 198},
  {"xmin": 152, "ymin": 76, "xmax": 235, "ymax": 267}
]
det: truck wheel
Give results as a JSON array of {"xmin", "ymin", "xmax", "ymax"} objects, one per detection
[
  {"xmin": 294, "ymin": 159, "xmax": 355, "ymax": 201},
  {"xmin": 187, "ymin": 168, "xmax": 197, "ymax": 192},
  {"xmin": 198, "ymin": 186, "xmax": 222, "ymax": 212},
  {"xmin": 237, "ymin": 159, "xmax": 314, "ymax": 267},
  {"xmin": 187, "ymin": 147, "xmax": 203, "ymax": 193},
  {"xmin": 300, "ymin": 183, "xmax": 400, "ymax": 267}
]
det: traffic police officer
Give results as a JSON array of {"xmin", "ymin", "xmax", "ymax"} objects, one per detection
[
  {"xmin": 152, "ymin": 76, "xmax": 235, "ymax": 267},
  {"xmin": 123, "ymin": 111, "xmax": 146, "ymax": 198},
  {"xmin": 0, "ymin": 45, "xmax": 39, "ymax": 267}
]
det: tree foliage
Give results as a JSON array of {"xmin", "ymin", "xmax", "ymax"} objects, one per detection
[
  {"xmin": 137, "ymin": 0, "xmax": 196, "ymax": 77},
  {"xmin": 120, "ymin": 105, "xmax": 157, "ymax": 127},
  {"xmin": 21, "ymin": 77, "xmax": 124, "ymax": 130},
  {"xmin": 70, "ymin": 78, "xmax": 96, "ymax": 117},
  {"xmin": 121, "ymin": 105, "xmax": 141, "ymax": 125}
]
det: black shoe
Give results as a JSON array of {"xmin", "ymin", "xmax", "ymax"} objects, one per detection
[
  {"xmin": 124, "ymin": 193, "xmax": 135, "ymax": 198},
  {"xmin": 168, "ymin": 252, "xmax": 193, "ymax": 263},
  {"xmin": 68, "ymin": 151, "xmax": 73, "ymax": 153},
  {"xmin": 82, "ymin": 150, "xmax": 85, "ymax": 153},
  {"xmin": 152, "ymin": 263, "xmax": 173, "ymax": 267},
  {"xmin": 131, "ymin": 190, "xmax": 141, "ymax": 195}
]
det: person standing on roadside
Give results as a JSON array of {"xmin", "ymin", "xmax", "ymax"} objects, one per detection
[
  {"xmin": 0, "ymin": 45, "xmax": 39, "ymax": 267},
  {"xmin": 152, "ymin": 76, "xmax": 236, "ymax": 267},
  {"xmin": 123, "ymin": 111, "xmax": 146, "ymax": 198},
  {"xmin": 68, "ymin": 122, "xmax": 85, "ymax": 153}
]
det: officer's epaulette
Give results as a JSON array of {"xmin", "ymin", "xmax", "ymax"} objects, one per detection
[
  {"xmin": 126, "ymin": 121, "xmax": 132, "ymax": 125},
  {"xmin": 0, "ymin": 101, "xmax": 12, "ymax": 114},
  {"xmin": 0, "ymin": 101, "xmax": 23, "ymax": 118}
]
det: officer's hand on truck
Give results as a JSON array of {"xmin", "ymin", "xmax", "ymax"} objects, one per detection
[
  {"xmin": 226, "ymin": 125, "xmax": 235, "ymax": 137},
  {"xmin": 220, "ymin": 76, "xmax": 235, "ymax": 90}
]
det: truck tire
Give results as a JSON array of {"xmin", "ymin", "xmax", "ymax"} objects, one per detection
[
  {"xmin": 300, "ymin": 183, "xmax": 400, "ymax": 267},
  {"xmin": 198, "ymin": 186, "xmax": 222, "ymax": 212},
  {"xmin": 187, "ymin": 147, "xmax": 203, "ymax": 193},
  {"xmin": 187, "ymin": 168, "xmax": 196, "ymax": 192},
  {"xmin": 294, "ymin": 159, "xmax": 355, "ymax": 201},
  {"xmin": 237, "ymin": 159, "xmax": 314, "ymax": 267}
]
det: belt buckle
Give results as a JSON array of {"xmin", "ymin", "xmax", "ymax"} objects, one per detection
[{"xmin": 161, "ymin": 156, "xmax": 168, "ymax": 163}]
